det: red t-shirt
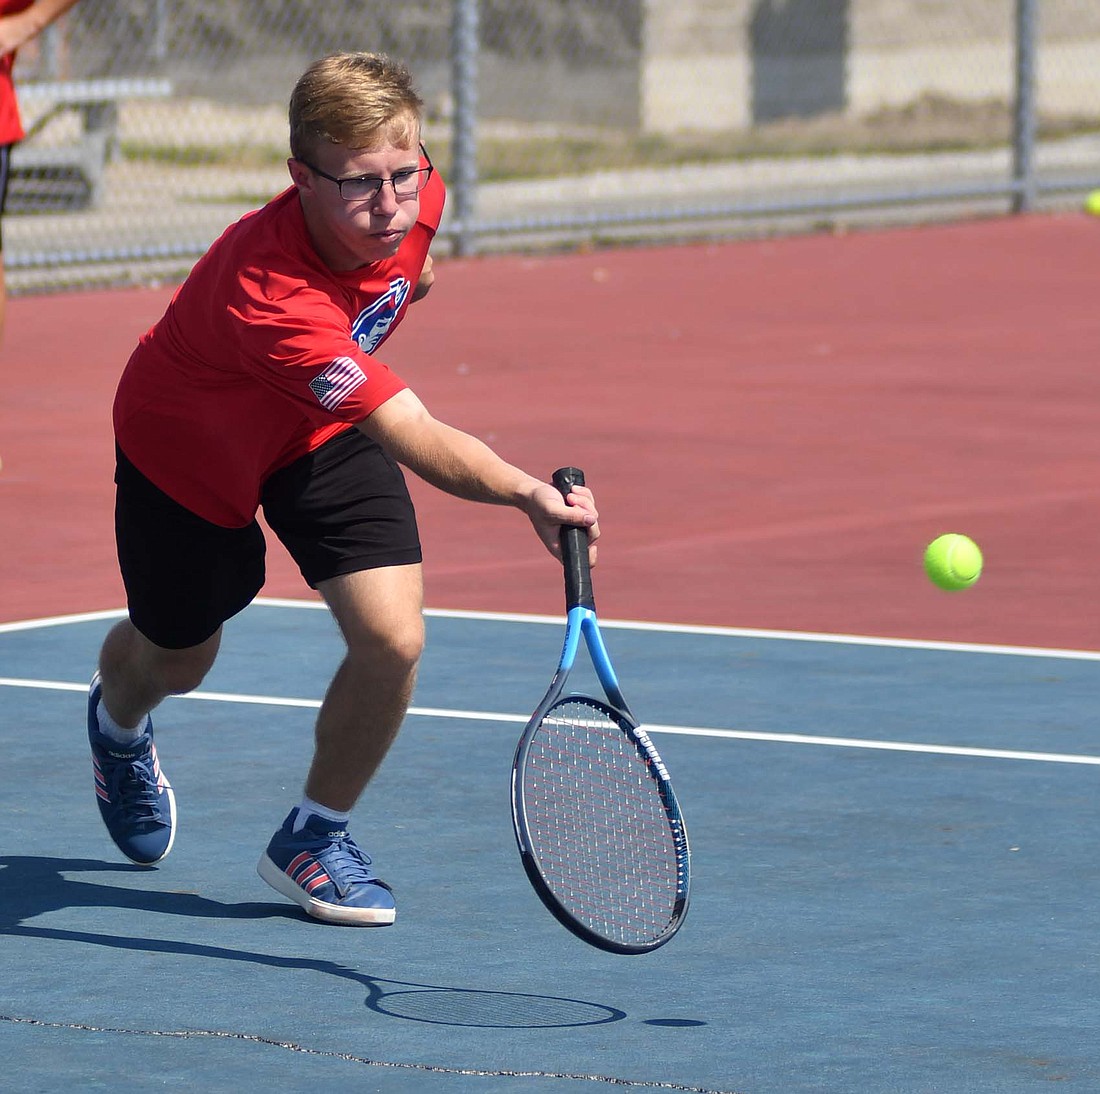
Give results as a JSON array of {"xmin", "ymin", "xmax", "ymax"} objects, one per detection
[
  {"xmin": 114, "ymin": 167, "xmax": 445, "ymax": 527},
  {"xmin": 0, "ymin": 0, "xmax": 33, "ymax": 144}
]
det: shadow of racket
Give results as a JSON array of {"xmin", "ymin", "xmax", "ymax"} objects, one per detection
[{"xmin": 362, "ymin": 975, "xmax": 624, "ymax": 1027}]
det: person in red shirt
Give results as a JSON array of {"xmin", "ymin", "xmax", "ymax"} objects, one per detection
[
  {"xmin": 0, "ymin": 0, "xmax": 81, "ymax": 346},
  {"xmin": 87, "ymin": 51, "xmax": 600, "ymax": 927}
]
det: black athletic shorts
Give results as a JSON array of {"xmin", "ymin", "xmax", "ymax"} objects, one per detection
[
  {"xmin": 115, "ymin": 428, "xmax": 422, "ymax": 649},
  {"xmin": 0, "ymin": 143, "xmax": 12, "ymax": 247}
]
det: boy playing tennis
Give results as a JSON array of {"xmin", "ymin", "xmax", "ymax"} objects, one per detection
[{"xmin": 88, "ymin": 52, "xmax": 599, "ymax": 926}]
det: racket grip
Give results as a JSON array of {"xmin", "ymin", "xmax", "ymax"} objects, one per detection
[{"xmin": 552, "ymin": 467, "xmax": 595, "ymax": 611}]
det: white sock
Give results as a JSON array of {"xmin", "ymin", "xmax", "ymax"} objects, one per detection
[
  {"xmin": 292, "ymin": 797, "xmax": 350, "ymax": 833},
  {"xmin": 96, "ymin": 699, "xmax": 149, "ymax": 745}
]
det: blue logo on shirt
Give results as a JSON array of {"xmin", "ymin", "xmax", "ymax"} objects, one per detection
[{"xmin": 352, "ymin": 278, "xmax": 411, "ymax": 354}]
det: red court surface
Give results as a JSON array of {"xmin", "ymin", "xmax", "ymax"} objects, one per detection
[{"xmin": 2, "ymin": 213, "xmax": 1099, "ymax": 649}]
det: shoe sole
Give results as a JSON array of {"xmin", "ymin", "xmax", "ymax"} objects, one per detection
[{"xmin": 256, "ymin": 853, "xmax": 396, "ymax": 926}]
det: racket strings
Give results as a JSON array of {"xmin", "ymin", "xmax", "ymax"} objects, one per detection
[{"xmin": 523, "ymin": 699, "xmax": 683, "ymax": 946}]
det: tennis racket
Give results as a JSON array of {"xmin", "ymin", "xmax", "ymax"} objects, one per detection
[{"xmin": 510, "ymin": 467, "xmax": 691, "ymax": 955}]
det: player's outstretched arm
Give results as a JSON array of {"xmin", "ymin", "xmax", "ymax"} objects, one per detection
[{"xmin": 358, "ymin": 389, "xmax": 599, "ymax": 562}]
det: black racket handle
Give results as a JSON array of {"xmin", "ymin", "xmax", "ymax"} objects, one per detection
[{"xmin": 552, "ymin": 467, "xmax": 595, "ymax": 612}]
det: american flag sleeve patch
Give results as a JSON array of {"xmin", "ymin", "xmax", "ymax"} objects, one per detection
[{"xmin": 308, "ymin": 356, "xmax": 367, "ymax": 411}]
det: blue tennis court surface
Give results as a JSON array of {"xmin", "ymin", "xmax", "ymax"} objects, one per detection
[{"xmin": 4, "ymin": 599, "xmax": 1100, "ymax": 1092}]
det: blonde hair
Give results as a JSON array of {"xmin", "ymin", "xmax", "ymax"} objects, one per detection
[{"xmin": 289, "ymin": 52, "xmax": 423, "ymax": 160}]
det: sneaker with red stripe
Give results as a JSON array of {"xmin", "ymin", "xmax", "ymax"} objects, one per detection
[
  {"xmin": 257, "ymin": 810, "xmax": 395, "ymax": 926},
  {"xmin": 87, "ymin": 672, "xmax": 177, "ymax": 866}
]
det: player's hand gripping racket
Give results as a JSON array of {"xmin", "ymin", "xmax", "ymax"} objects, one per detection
[{"xmin": 510, "ymin": 468, "xmax": 691, "ymax": 954}]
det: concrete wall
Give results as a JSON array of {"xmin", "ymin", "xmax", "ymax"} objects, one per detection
[
  {"xmin": 640, "ymin": 0, "xmax": 754, "ymax": 131},
  {"xmin": 639, "ymin": 0, "xmax": 1100, "ymax": 133}
]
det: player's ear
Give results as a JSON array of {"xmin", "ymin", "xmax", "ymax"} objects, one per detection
[{"xmin": 288, "ymin": 157, "xmax": 313, "ymax": 194}]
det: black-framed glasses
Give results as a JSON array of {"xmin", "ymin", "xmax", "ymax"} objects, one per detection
[{"xmin": 297, "ymin": 143, "xmax": 433, "ymax": 202}]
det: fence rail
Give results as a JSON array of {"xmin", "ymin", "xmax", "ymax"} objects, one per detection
[{"xmin": 6, "ymin": 0, "xmax": 1100, "ymax": 292}]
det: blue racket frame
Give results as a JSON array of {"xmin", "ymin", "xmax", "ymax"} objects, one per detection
[{"xmin": 510, "ymin": 468, "xmax": 691, "ymax": 954}]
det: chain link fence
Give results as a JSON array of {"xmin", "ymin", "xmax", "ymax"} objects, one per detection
[{"xmin": 6, "ymin": 0, "xmax": 1100, "ymax": 292}]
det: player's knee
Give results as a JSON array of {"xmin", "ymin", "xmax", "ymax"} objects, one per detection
[
  {"xmin": 382, "ymin": 620, "xmax": 425, "ymax": 671},
  {"xmin": 350, "ymin": 617, "xmax": 424, "ymax": 674},
  {"xmin": 151, "ymin": 645, "xmax": 217, "ymax": 695}
]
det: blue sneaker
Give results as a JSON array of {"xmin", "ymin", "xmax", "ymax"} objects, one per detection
[
  {"xmin": 88, "ymin": 673, "xmax": 176, "ymax": 866},
  {"xmin": 257, "ymin": 811, "xmax": 396, "ymax": 926}
]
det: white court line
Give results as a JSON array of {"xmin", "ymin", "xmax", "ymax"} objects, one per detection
[
  {"xmin": 4, "ymin": 675, "xmax": 1100, "ymax": 768},
  {"xmin": 0, "ymin": 608, "xmax": 128, "ymax": 633},
  {"xmin": 5, "ymin": 600, "xmax": 1100, "ymax": 766},
  {"xmin": 7, "ymin": 597, "xmax": 1100, "ymax": 662},
  {"xmin": 257, "ymin": 597, "xmax": 1100, "ymax": 660}
]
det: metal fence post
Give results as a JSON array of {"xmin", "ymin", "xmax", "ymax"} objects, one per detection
[
  {"xmin": 153, "ymin": 0, "xmax": 169, "ymax": 62},
  {"xmin": 450, "ymin": 0, "xmax": 479, "ymax": 256},
  {"xmin": 1011, "ymin": 0, "xmax": 1038, "ymax": 213}
]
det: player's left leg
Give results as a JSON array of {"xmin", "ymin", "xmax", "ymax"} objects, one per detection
[
  {"xmin": 308, "ymin": 563, "xmax": 424, "ymax": 808},
  {"xmin": 256, "ymin": 563, "xmax": 424, "ymax": 926},
  {"xmin": 256, "ymin": 428, "xmax": 424, "ymax": 924}
]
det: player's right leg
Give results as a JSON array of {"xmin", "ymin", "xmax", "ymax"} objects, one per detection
[
  {"xmin": 90, "ymin": 446, "xmax": 266, "ymax": 865},
  {"xmin": 89, "ymin": 624, "xmax": 220, "ymax": 865}
]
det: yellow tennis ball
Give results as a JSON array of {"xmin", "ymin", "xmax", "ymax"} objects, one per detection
[
  {"xmin": 924, "ymin": 534, "xmax": 983, "ymax": 591},
  {"xmin": 1086, "ymin": 190, "xmax": 1100, "ymax": 216}
]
